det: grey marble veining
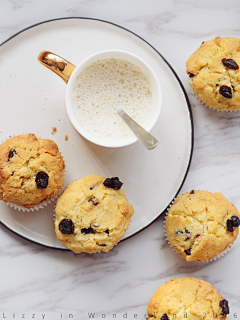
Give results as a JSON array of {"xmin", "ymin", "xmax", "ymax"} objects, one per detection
[{"xmin": 1, "ymin": 0, "xmax": 240, "ymax": 319}]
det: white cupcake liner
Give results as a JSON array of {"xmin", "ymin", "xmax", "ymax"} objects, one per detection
[
  {"xmin": 5, "ymin": 193, "xmax": 60, "ymax": 212},
  {"xmin": 1, "ymin": 133, "xmax": 66, "ymax": 212},
  {"xmin": 164, "ymin": 189, "xmax": 234, "ymax": 263},
  {"xmin": 199, "ymin": 98, "xmax": 239, "ymax": 112}
]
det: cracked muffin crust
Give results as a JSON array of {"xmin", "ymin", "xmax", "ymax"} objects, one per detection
[
  {"xmin": 186, "ymin": 36, "xmax": 240, "ymax": 110},
  {"xmin": 0, "ymin": 134, "xmax": 65, "ymax": 209},
  {"xmin": 166, "ymin": 190, "xmax": 240, "ymax": 261},
  {"xmin": 147, "ymin": 277, "xmax": 230, "ymax": 320},
  {"xmin": 55, "ymin": 174, "xmax": 134, "ymax": 253}
]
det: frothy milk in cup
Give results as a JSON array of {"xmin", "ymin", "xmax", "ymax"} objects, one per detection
[{"xmin": 71, "ymin": 58, "xmax": 153, "ymax": 141}]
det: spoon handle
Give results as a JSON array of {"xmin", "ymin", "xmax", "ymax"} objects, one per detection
[{"xmin": 116, "ymin": 109, "xmax": 158, "ymax": 150}]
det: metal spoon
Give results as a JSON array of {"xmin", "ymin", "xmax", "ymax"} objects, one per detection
[{"xmin": 115, "ymin": 106, "xmax": 158, "ymax": 150}]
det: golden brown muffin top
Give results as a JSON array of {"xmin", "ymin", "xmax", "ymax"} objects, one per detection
[
  {"xmin": 166, "ymin": 190, "xmax": 240, "ymax": 261},
  {"xmin": 186, "ymin": 36, "xmax": 240, "ymax": 110},
  {"xmin": 0, "ymin": 133, "xmax": 65, "ymax": 208},
  {"xmin": 55, "ymin": 174, "xmax": 134, "ymax": 253},
  {"xmin": 147, "ymin": 277, "xmax": 229, "ymax": 320}
]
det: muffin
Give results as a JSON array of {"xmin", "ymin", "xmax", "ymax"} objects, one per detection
[
  {"xmin": 0, "ymin": 134, "xmax": 65, "ymax": 209},
  {"xmin": 186, "ymin": 36, "xmax": 240, "ymax": 111},
  {"xmin": 55, "ymin": 174, "xmax": 134, "ymax": 253},
  {"xmin": 165, "ymin": 190, "xmax": 240, "ymax": 261},
  {"xmin": 147, "ymin": 277, "xmax": 230, "ymax": 319}
]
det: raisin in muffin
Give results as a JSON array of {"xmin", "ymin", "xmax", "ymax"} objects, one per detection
[
  {"xmin": 165, "ymin": 190, "xmax": 240, "ymax": 261},
  {"xmin": 0, "ymin": 134, "xmax": 65, "ymax": 209},
  {"xmin": 186, "ymin": 36, "xmax": 240, "ymax": 111},
  {"xmin": 147, "ymin": 277, "xmax": 230, "ymax": 320},
  {"xmin": 55, "ymin": 174, "xmax": 134, "ymax": 253}
]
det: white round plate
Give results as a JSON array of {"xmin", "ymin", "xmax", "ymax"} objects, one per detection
[{"xmin": 0, "ymin": 18, "xmax": 193, "ymax": 250}]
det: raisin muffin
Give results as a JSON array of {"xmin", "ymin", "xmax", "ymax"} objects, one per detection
[
  {"xmin": 186, "ymin": 36, "xmax": 240, "ymax": 111},
  {"xmin": 55, "ymin": 174, "xmax": 134, "ymax": 253},
  {"xmin": 147, "ymin": 277, "xmax": 230, "ymax": 320},
  {"xmin": 165, "ymin": 190, "xmax": 240, "ymax": 261},
  {"xmin": 0, "ymin": 134, "xmax": 65, "ymax": 209}
]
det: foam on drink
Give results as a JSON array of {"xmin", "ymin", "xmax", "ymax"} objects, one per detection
[{"xmin": 71, "ymin": 58, "xmax": 153, "ymax": 141}]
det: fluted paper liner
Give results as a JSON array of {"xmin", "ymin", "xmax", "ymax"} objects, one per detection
[
  {"xmin": 164, "ymin": 190, "xmax": 234, "ymax": 263},
  {"xmin": 1, "ymin": 133, "xmax": 66, "ymax": 212},
  {"xmin": 198, "ymin": 98, "xmax": 239, "ymax": 113}
]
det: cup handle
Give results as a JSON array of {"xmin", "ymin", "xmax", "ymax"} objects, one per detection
[{"xmin": 38, "ymin": 51, "xmax": 76, "ymax": 84}]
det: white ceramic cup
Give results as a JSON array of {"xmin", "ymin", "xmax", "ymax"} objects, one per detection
[{"xmin": 38, "ymin": 49, "xmax": 162, "ymax": 148}]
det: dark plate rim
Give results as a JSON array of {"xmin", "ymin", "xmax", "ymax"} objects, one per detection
[{"xmin": 0, "ymin": 17, "xmax": 194, "ymax": 251}]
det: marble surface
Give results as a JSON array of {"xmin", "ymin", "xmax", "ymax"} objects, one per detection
[{"xmin": 0, "ymin": 0, "xmax": 240, "ymax": 318}]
